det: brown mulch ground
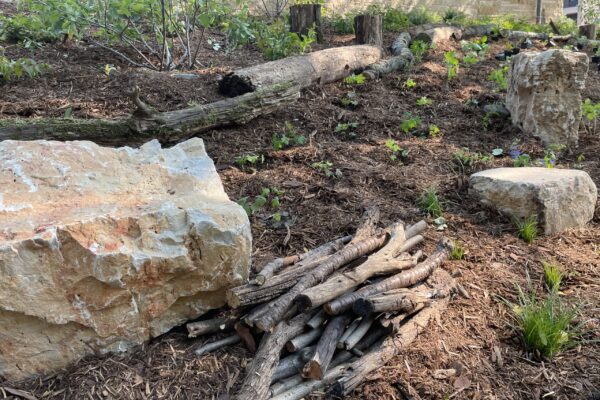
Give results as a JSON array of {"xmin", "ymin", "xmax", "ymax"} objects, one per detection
[{"xmin": 1, "ymin": 23, "xmax": 600, "ymax": 400}]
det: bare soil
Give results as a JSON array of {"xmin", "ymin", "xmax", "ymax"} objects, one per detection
[{"xmin": 1, "ymin": 23, "xmax": 599, "ymax": 400}]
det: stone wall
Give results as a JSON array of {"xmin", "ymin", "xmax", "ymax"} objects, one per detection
[{"xmin": 256, "ymin": 0, "xmax": 563, "ymax": 22}]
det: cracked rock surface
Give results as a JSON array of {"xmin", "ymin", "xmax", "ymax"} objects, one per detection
[{"xmin": 0, "ymin": 138, "xmax": 251, "ymax": 380}]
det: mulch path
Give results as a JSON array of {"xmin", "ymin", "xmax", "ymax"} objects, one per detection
[{"xmin": 1, "ymin": 24, "xmax": 599, "ymax": 400}]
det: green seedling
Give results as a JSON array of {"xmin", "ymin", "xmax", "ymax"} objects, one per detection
[
  {"xmin": 418, "ymin": 187, "xmax": 443, "ymax": 218},
  {"xmin": 312, "ymin": 161, "xmax": 342, "ymax": 179},
  {"xmin": 513, "ymin": 215, "xmax": 538, "ymax": 243},
  {"xmin": 416, "ymin": 96, "xmax": 432, "ymax": 106}
]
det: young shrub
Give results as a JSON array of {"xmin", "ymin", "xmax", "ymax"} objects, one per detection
[
  {"xmin": 383, "ymin": 8, "xmax": 410, "ymax": 32},
  {"xmin": 408, "ymin": 7, "xmax": 441, "ymax": 26},
  {"xmin": 335, "ymin": 122, "xmax": 359, "ymax": 139},
  {"xmin": 418, "ymin": 187, "xmax": 443, "ymax": 218},
  {"xmin": 0, "ymin": 55, "xmax": 49, "ymax": 83},
  {"xmin": 581, "ymin": 98, "xmax": 600, "ymax": 133},
  {"xmin": 403, "ymin": 77, "xmax": 416, "ymax": 89},
  {"xmin": 444, "ymin": 51, "xmax": 460, "ymax": 81},
  {"xmin": 513, "ymin": 215, "xmax": 538, "ymax": 243},
  {"xmin": 428, "ymin": 124, "xmax": 441, "ymax": 137},
  {"xmin": 312, "ymin": 161, "xmax": 342, "ymax": 179},
  {"xmin": 400, "ymin": 113, "xmax": 422, "ymax": 134},
  {"xmin": 512, "ymin": 286, "xmax": 578, "ymax": 359},
  {"xmin": 451, "ymin": 241, "xmax": 465, "ymax": 260},
  {"xmin": 385, "ymin": 139, "xmax": 409, "ymax": 161},
  {"xmin": 409, "ymin": 40, "xmax": 429, "ymax": 63},
  {"xmin": 255, "ymin": 20, "xmax": 316, "ymax": 60},
  {"xmin": 340, "ymin": 91, "xmax": 360, "ymax": 108},
  {"xmin": 234, "ymin": 154, "xmax": 265, "ymax": 170},
  {"xmin": 344, "ymin": 73, "xmax": 366, "ymax": 85},
  {"xmin": 272, "ymin": 121, "xmax": 306, "ymax": 150},
  {"xmin": 443, "ymin": 9, "xmax": 467, "ymax": 25},
  {"xmin": 542, "ymin": 261, "xmax": 563, "ymax": 293},
  {"xmin": 416, "ymin": 96, "xmax": 432, "ymax": 106},
  {"xmin": 488, "ymin": 66, "xmax": 509, "ymax": 91}
]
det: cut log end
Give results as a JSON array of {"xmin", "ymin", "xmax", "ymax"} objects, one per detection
[
  {"xmin": 295, "ymin": 294, "xmax": 313, "ymax": 312},
  {"xmin": 302, "ymin": 360, "xmax": 323, "ymax": 380},
  {"xmin": 352, "ymin": 298, "xmax": 374, "ymax": 316}
]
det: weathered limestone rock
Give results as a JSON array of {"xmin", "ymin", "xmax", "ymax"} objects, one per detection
[
  {"xmin": 506, "ymin": 49, "xmax": 589, "ymax": 148},
  {"xmin": 469, "ymin": 167, "xmax": 597, "ymax": 235},
  {"xmin": 0, "ymin": 138, "xmax": 251, "ymax": 380}
]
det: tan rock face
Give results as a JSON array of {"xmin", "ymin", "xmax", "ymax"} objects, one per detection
[
  {"xmin": 506, "ymin": 49, "xmax": 589, "ymax": 148},
  {"xmin": 0, "ymin": 138, "xmax": 251, "ymax": 380},
  {"xmin": 469, "ymin": 167, "xmax": 597, "ymax": 234}
]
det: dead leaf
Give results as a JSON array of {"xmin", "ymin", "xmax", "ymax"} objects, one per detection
[
  {"xmin": 453, "ymin": 375, "xmax": 471, "ymax": 390},
  {"xmin": 433, "ymin": 369, "xmax": 456, "ymax": 380}
]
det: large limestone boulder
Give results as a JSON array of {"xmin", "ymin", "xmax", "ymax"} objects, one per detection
[
  {"xmin": 469, "ymin": 168, "xmax": 597, "ymax": 234},
  {"xmin": 0, "ymin": 138, "xmax": 251, "ymax": 380},
  {"xmin": 506, "ymin": 49, "xmax": 589, "ymax": 148}
]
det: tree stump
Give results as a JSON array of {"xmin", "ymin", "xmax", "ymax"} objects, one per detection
[
  {"xmin": 290, "ymin": 4, "xmax": 323, "ymax": 43},
  {"xmin": 354, "ymin": 15, "xmax": 383, "ymax": 47},
  {"xmin": 579, "ymin": 24, "xmax": 598, "ymax": 40}
]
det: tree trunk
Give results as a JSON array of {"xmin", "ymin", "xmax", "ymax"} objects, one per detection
[
  {"xmin": 302, "ymin": 314, "xmax": 350, "ymax": 379},
  {"xmin": 354, "ymin": 15, "xmax": 383, "ymax": 47},
  {"xmin": 462, "ymin": 24, "xmax": 496, "ymax": 39},
  {"xmin": 579, "ymin": 24, "xmax": 598, "ymax": 40},
  {"xmin": 219, "ymin": 45, "xmax": 383, "ymax": 97},
  {"xmin": 289, "ymin": 4, "xmax": 323, "ymax": 43},
  {"xmin": 325, "ymin": 239, "xmax": 453, "ymax": 315},
  {"xmin": 252, "ymin": 234, "xmax": 388, "ymax": 332},
  {"xmin": 234, "ymin": 312, "xmax": 313, "ymax": 400},
  {"xmin": 0, "ymin": 83, "xmax": 300, "ymax": 146},
  {"xmin": 363, "ymin": 32, "xmax": 414, "ymax": 80}
]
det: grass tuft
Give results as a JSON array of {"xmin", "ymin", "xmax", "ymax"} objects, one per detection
[
  {"xmin": 450, "ymin": 241, "xmax": 465, "ymax": 260},
  {"xmin": 543, "ymin": 261, "xmax": 563, "ymax": 293},
  {"xmin": 513, "ymin": 215, "xmax": 538, "ymax": 243},
  {"xmin": 512, "ymin": 286, "xmax": 578, "ymax": 359},
  {"xmin": 418, "ymin": 187, "xmax": 443, "ymax": 218}
]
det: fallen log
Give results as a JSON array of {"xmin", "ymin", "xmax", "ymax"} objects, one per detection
[
  {"xmin": 500, "ymin": 30, "xmax": 572, "ymax": 41},
  {"xmin": 343, "ymin": 315, "xmax": 374, "ymax": 350},
  {"xmin": 273, "ymin": 346, "xmax": 315, "ymax": 382},
  {"xmin": 461, "ymin": 24, "xmax": 496, "ymax": 39},
  {"xmin": 253, "ymin": 233, "xmax": 388, "ymax": 332},
  {"xmin": 306, "ymin": 309, "xmax": 327, "ymax": 329},
  {"xmin": 353, "ymin": 289, "xmax": 434, "ymax": 316},
  {"xmin": 328, "ymin": 299, "xmax": 448, "ymax": 396},
  {"xmin": 302, "ymin": 314, "xmax": 351, "ymax": 379},
  {"xmin": 286, "ymin": 327, "xmax": 324, "ymax": 352},
  {"xmin": 195, "ymin": 334, "xmax": 241, "ymax": 356},
  {"xmin": 187, "ymin": 312, "xmax": 238, "ymax": 338},
  {"xmin": 325, "ymin": 238, "xmax": 453, "ymax": 315},
  {"xmin": 218, "ymin": 45, "xmax": 384, "ymax": 97},
  {"xmin": 0, "ymin": 83, "xmax": 300, "ymax": 146},
  {"xmin": 234, "ymin": 312, "xmax": 314, "ymax": 400},
  {"xmin": 413, "ymin": 26, "xmax": 463, "ymax": 44},
  {"xmin": 295, "ymin": 223, "xmax": 424, "ymax": 311},
  {"xmin": 363, "ymin": 32, "xmax": 414, "ymax": 80},
  {"xmin": 338, "ymin": 318, "xmax": 361, "ymax": 349}
]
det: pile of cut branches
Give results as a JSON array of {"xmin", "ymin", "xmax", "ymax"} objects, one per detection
[{"xmin": 186, "ymin": 207, "xmax": 458, "ymax": 400}]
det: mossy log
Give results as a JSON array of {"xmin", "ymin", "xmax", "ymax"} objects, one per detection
[
  {"xmin": 218, "ymin": 45, "xmax": 383, "ymax": 97},
  {"xmin": 0, "ymin": 82, "xmax": 300, "ymax": 146}
]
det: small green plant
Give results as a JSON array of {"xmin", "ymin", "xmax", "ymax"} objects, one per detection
[
  {"xmin": 340, "ymin": 91, "xmax": 359, "ymax": 108},
  {"xmin": 541, "ymin": 144, "xmax": 565, "ymax": 169},
  {"xmin": 511, "ymin": 286, "xmax": 578, "ymax": 359},
  {"xmin": 513, "ymin": 154, "xmax": 532, "ymax": 167},
  {"xmin": 103, "ymin": 64, "xmax": 116, "ymax": 76},
  {"xmin": 543, "ymin": 261, "xmax": 563, "ymax": 293},
  {"xmin": 272, "ymin": 121, "xmax": 306, "ymax": 150},
  {"xmin": 238, "ymin": 187, "xmax": 284, "ymax": 220},
  {"xmin": 416, "ymin": 96, "xmax": 432, "ymax": 106},
  {"xmin": 452, "ymin": 148, "xmax": 490, "ymax": 171},
  {"xmin": 408, "ymin": 7, "xmax": 441, "ymax": 26},
  {"xmin": 428, "ymin": 124, "xmax": 441, "ymax": 137},
  {"xmin": 400, "ymin": 113, "xmax": 422, "ymax": 134},
  {"xmin": 235, "ymin": 154, "xmax": 265, "ymax": 169},
  {"xmin": 0, "ymin": 55, "xmax": 49, "ymax": 83},
  {"xmin": 335, "ymin": 122, "xmax": 359, "ymax": 138},
  {"xmin": 444, "ymin": 51, "xmax": 460, "ymax": 81},
  {"xmin": 513, "ymin": 215, "xmax": 538, "ymax": 243},
  {"xmin": 443, "ymin": 9, "xmax": 467, "ymax": 25},
  {"xmin": 403, "ymin": 78, "xmax": 416, "ymax": 89},
  {"xmin": 450, "ymin": 241, "xmax": 465, "ymax": 260},
  {"xmin": 488, "ymin": 66, "xmax": 509, "ymax": 91},
  {"xmin": 581, "ymin": 98, "xmax": 600, "ymax": 133},
  {"xmin": 409, "ymin": 40, "xmax": 429, "ymax": 63},
  {"xmin": 460, "ymin": 36, "xmax": 489, "ymax": 56},
  {"xmin": 344, "ymin": 73, "xmax": 366, "ymax": 85},
  {"xmin": 383, "ymin": 8, "xmax": 410, "ymax": 32},
  {"xmin": 255, "ymin": 20, "xmax": 316, "ymax": 60},
  {"xmin": 462, "ymin": 52, "xmax": 479, "ymax": 66},
  {"xmin": 312, "ymin": 161, "xmax": 342, "ymax": 179},
  {"xmin": 385, "ymin": 139, "xmax": 409, "ymax": 161},
  {"xmin": 418, "ymin": 187, "xmax": 443, "ymax": 218}
]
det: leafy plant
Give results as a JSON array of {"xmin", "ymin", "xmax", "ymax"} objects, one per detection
[
  {"xmin": 581, "ymin": 98, "xmax": 600, "ymax": 133},
  {"xmin": 452, "ymin": 148, "xmax": 490, "ymax": 171},
  {"xmin": 514, "ymin": 154, "xmax": 532, "ymax": 167},
  {"xmin": 272, "ymin": 121, "xmax": 306, "ymax": 150},
  {"xmin": 543, "ymin": 261, "xmax": 563, "ymax": 293},
  {"xmin": 428, "ymin": 124, "xmax": 441, "ymax": 137},
  {"xmin": 511, "ymin": 286, "xmax": 578, "ymax": 359},
  {"xmin": 444, "ymin": 51, "xmax": 460, "ymax": 81},
  {"xmin": 344, "ymin": 73, "xmax": 366, "ymax": 85},
  {"xmin": 443, "ymin": 9, "xmax": 467, "ymax": 25},
  {"xmin": 327, "ymin": 13, "xmax": 355, "ymax": 34},
  {"xmin": 416, "ymin": 96, "xmax": 432, "ymax": 106},
  {"xmin": 451, "ymin": 241, "xmax": 465, "ymax": 260},
  {"xmin": 400, "ymin": 114, "xmax": 422, "ymax": 134},
  {"xmin": 385, "ymin": 139, "xmax": 409, "ymax": 161},
  {"xmin": 340, "ymin": 91, "xmax": 359, "ymax": 108},
  {"xmin": 409, "ymin": 40, "xmax": 429, "ymax": 63},
  {"xmin": 462, "ymin": 52, "xmax": 479, "ymax": 65},
  {"xmin": 0, "ymin": 55, "xmax": 49, "ymax": 83},
  {"xmin": 460, "ymin": 36, "xmax": 489, "ymax": 56},
  {"xmin": 312, "ymin": 161, "xmax": 342, "ymax": 179},
  {"xmin": 488, "ymin": 66, "xmax": 509, "ymax": 91},
  {"xmin": 541, "ymin": 144, "xmax": 565, "ymax": 169},
  {"xmin": 238, "ymin": 187, "xmax": 284, "ymax": 220},
  {"xmin": 255, "ymin": 20, "xmax": 316, "ymax": 60},
  {"xmin": 403, "ymin": 78, "xmax": 416, "ymax": 89},
  {"xmin": 383, "ymin": 8, "xmax": 410, "ymax": 32},
  {"xmin": 235, "ymin": 154, "xmax": 265, "ymax": 169},
  {"xmin": 407, "ymin": 7, "xmax": 441, "ymax": 26},
  {"xmin": 418, "ymin": 187, "xmax": 443, "ymax": 218},
  {"xmin": 514, "ymin": 215, "xmax": 538, "ymax": 243},
  {"xmin": 335, "ymin": 122, "xmax": 359, "ymax": 139}
]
